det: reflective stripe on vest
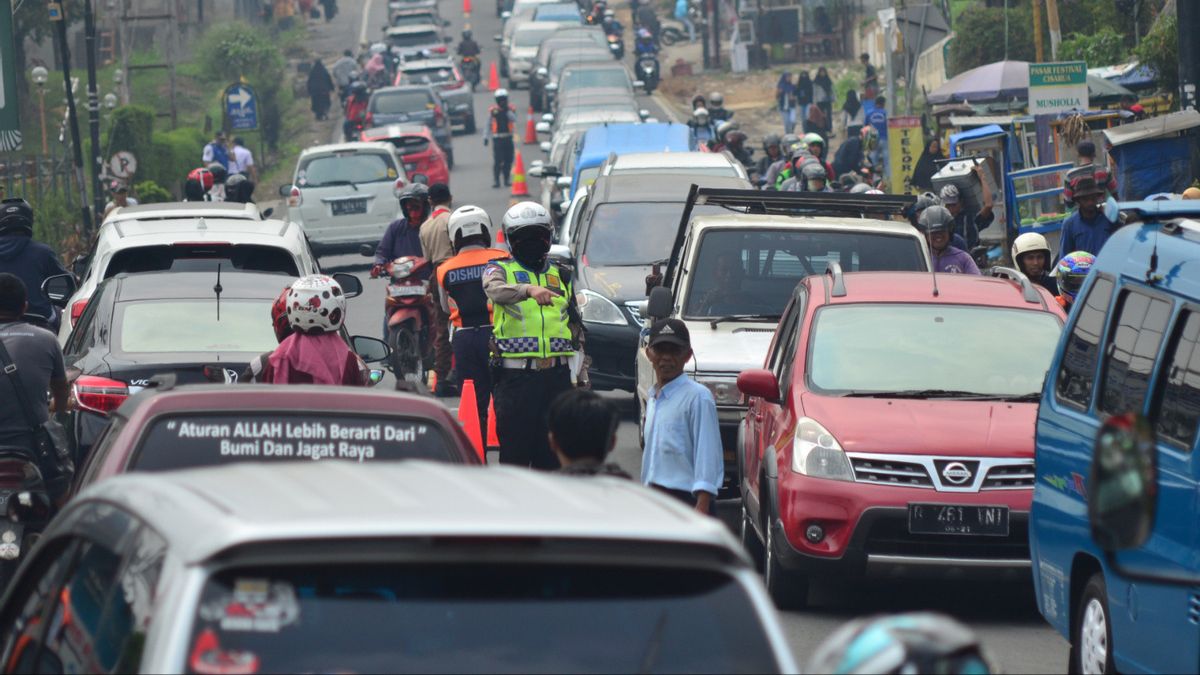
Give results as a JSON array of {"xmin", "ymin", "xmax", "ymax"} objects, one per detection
[{"xmin": 491, "ymin": 260, "xmax": 574, "ymax": 358}]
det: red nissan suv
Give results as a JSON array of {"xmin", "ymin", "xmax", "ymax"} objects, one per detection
[{"xmin": 736, "ymin": 267, "xmax": 1066, "ymax": 608}]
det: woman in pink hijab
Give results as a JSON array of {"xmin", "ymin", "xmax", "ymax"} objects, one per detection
[{"xmin": 262, "ymin": 275, "xmax": 366, "ymax": 386}]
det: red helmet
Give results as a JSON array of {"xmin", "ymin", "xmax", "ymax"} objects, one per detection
[
  {"xmin": 187, "ymin": 167, "xmax": 215, "ymax": 192},
  {"xmin": 270, "ymin": 287, "xmax": 292, "ymax": 342}
]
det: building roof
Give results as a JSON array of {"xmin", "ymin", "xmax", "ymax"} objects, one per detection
[{"xmin": 77, "ymin": 462, "xmax": 741, "ymax": 565}]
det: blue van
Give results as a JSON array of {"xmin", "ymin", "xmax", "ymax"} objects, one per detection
[
  {"xmin": 1030, "ymin": 201, "xmax": 1200, "ymax": 674},
  {"xmin": 569, "ymin": 122, "xmax": 691, "ymax": 198}
]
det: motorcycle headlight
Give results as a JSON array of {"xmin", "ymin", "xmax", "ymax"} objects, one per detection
[
  {"xmin": 791, "ymin": 417, "xmax": 853, "ymax": 481},
  {"xmin": 578, "ymin": 289, "xmax": 627, "ymax": 325},
  {"xmin": 695, "ymin": 376, "xmax": 743, "ymax": 406}
]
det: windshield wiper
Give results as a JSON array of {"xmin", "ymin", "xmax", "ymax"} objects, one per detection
[
  {"xmin": 709, "ymin": 314, "xmax": 780, "ymax": 329},
  {"xmin": 313, "ymin": 180, "xmax": 359, "ymax": 191},
  {"xmin": 997, "ymin": 392, "xmax": 1042, "ymax": 402},
  {"xmin": 841, "ymin": 389, "xmax": 1001, "ymax": 400}
]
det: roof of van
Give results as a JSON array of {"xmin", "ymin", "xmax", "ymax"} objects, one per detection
[
  {"xmin": 577, "ymin": 123, "xmax": 690, "ymax": 164},
  {"xmin": 1092, "ymin": 211, "xmax": 1200, "ymax": 299}
]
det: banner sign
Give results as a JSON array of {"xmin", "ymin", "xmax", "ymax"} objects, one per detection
[
  {"xmin": 1028, "ymin": 61, "xmax": 1089, "ymax": 115},
  {"xmin": 0, "ymin": 0, "xmax": 22, "ymax": 152},
  {"xmin": 887, "ymin": 116, "xmax": 923, "ymax": 195}
]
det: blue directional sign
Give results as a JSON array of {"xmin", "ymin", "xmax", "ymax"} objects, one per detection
[{"xmin": 224, "ymin": 83, "xmax": 258, "ymax": 131}]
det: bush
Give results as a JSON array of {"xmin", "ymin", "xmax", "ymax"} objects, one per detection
[
  {"xmin": 28, "ymin": 192, "xmax": 82, "ymax": 258},
  {"xmin": 1059, "ymin": 28, "xmax": 1126, "ymax": 67},
  {"xmin": 133, "ymin": 180, "xmax": 173, "ymax": 204},
  {"xmin": 193, "ymin": 23, "xmax": 291, "ymax": 148},
  {"xmin": 948, "ymin": 5, "xmax": 1035, "ymax": 76},
  {"xmin": 151, "ymin": 127, "xmax": 207, "ymax": 195},
  {"xmin": 1134, "ymin": 12, "xmax": 1177, "ymax": 94}
]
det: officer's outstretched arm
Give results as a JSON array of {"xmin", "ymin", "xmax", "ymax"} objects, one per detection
[{"xmin": 483, "ymin": 263, "xmax": 529, "ymax": 305}]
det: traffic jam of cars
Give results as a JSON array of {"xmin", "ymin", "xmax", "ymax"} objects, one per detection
[{"xmin": 3, "ymin": 0, "xmax": 1200, "ymax": 672}]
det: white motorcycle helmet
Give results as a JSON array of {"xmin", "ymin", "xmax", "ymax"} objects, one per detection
[
  {"xmin": 494, "ymin": 88, "xmax": 509, "ymax": 101},
  {"xmin": 448, "ymin": 205, "xmax": 493, "ymax": 249},
  {"xmin": 285, "ymin": 275, "xmax": 347, "ymax": 334},
  {"xmin": 1011, "ymin": 232, "xmax": 1052, "ymax": 271},
  {"xmin": 369, "ymin": 42, "xmax": 387, "ymax": 56},
  {"xmin": 693, "ymin": 107, "xmax": 710, "ymax": 124},
  {"xmin": 501, "ymin": 201, "xmax": 552, "ymax": 242}
]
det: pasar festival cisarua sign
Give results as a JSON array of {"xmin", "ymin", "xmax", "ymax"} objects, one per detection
[{"xmin": 1028, "ymin": 61, "xmax": 1089, "ymax": 115}]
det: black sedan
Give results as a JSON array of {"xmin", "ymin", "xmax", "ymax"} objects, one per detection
[{"xmin": 62, "ymin": 269, "xmax": 379, "ymax": 460}]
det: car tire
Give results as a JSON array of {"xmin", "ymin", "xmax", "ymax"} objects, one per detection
[
  {"xmin": 740, "ymin": 499, "xmax": 764, "ymax": 566},
  {"xmin": 763, "ymin": 505, "xmax": 809, "ymax": 610},
  {"xmin": 1070, "ymin": 573, "xmax": 1116, "ymax": 674}
]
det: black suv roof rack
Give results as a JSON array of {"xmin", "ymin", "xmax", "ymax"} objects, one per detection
[{"xmin": 664, "ymin": 186, "xmax": 918, "ymax": 286}]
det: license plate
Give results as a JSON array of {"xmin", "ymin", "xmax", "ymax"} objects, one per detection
[
  {"xmin": 389, "ymin": 285, "xmax": 427, "ymax": 297},
  {"xmin": 907, "ymin": 503, "xmax": 1009, "ymax": 536},
  {"xmin": 331, "ymin": 199, "xmax": 367, "ymax": 216}
]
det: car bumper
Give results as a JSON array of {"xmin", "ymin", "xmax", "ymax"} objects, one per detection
[
  {"xmin": 772, "ymin": 477, "xmax": 1033, "ymax": 580},
  {"xmin": 508, "ymin": 60, "xmax": 533, "ymax": 82}
]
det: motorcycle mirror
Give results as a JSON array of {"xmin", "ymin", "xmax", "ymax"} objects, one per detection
[
  {"xmin": 41, "ymin": 274, "xmax": 78, "ymax": 308},
  {"xmin": 260, "ymin": 207, "xmax": 275, "ymax": 218},
  {"xmin": 332, "ymin": 273, "xmax": 364, "ymax": 299},
  {"xmin": 351, "ymin": 335, "xmax": 391, "ymax": 363},
  {"xmin": 535, "ymin": 122, "xmax": 551, "ymax": 134},
  {"xmin": 359, "ymin": 243, "xmax": 376, "ymax": 257},
  {"xmin": 278, "ymin": 184, "xmax": 293, "ymax": 197}
]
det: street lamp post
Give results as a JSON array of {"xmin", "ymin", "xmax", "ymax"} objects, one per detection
[{"xmin": 30, "ymin": 66, "xmax": 49, "ymax": 155}]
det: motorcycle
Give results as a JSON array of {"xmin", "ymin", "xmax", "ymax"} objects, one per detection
[
  {"xmin": 461, "ymin": 55, "xmax": 482, "ymax": 90},
  {"xmin": 634, "ymin": 29, "xmax": 659, "ymax": 94},
  {"xmin": 605, "ymin": 32, "xmax": 625, "ymax": 60},
  {"xmin": 0, "ymin": 449, "xmax": 54, "ymax": 589},
  {"xmin": 380, "ymin": 255, "xmax": 434, "ymax": 384}
]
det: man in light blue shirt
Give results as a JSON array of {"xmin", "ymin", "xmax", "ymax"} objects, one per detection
[{"xmin": 641, "ymin": 318, "xmax": 724, "ymax": 515}]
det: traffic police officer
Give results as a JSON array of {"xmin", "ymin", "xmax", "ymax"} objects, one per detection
[
  {"xmin": 483, "ymin": 201, "xmax": 581, "ymax": 468},
  {"xmin": 436, "ymin": 205, "xmax": 509, "ymax": 434},
  {"xmin": 483, "ymin": 89, "xmax": 517, "ymax": 189}
]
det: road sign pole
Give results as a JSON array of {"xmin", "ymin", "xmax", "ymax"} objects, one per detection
[
  {"xmin": 50, "ymin": 1, "xmax": 94, "ymax": 236},
  {"xmin": 84, "ymin": 0, "xmax": 105, "ymax": 229}
]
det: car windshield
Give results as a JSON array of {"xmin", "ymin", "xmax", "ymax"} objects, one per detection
[
  {"xmin": 187, "ymin": 563, "xmax": 779, "ymax": 674},
  {"xmin": 808, "ymin": 304, "xmax": 1063, "ymax": 398},
  {"xmin": 561, "ymin": 68, "xmax": 629, "ymax": 90},
  {"xmin": 132, "ymin": 414, "xmax": 456, "ymax": 471},
  {"xmin": 104, "ymin": 245, "xmax": 299, "ymax": 278},
  {"xmin": 583, "ymin": 204, "xmax": 722, "ymax": 266},
  {"xmin": 115, "ymin": 299, "xmax": 278, "ymax": 354},
  {"xmin": 371, "ymin": 90, "xmax": 433, "ymax": 114},
  {"xmin": 387, "ymin": 30, "xmax": 439, "ymax": 47},
  {"xmin": 516, "ymin": 25, "xmax": 560, "ymax": 46},
  {"xmin": 401, "ymin": 67, "xmax": 458, "ymax": 85},
  {"xmin": 299, "ymin": 152, "xmax": 396, "ymax": 186},
  {"xmin": 683, "ymin": 229, "xmax": 926, "ymax": 318}
]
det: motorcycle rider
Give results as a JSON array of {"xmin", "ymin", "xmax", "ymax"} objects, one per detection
[
  {"xmin": 374, "ymin": 183, "xmax": 433, "ymax": 281},
  {"xmin": 436, "ymin": 206, "xmax": 509, "ymax": 431},
  {"xmin": 262, "ymin": 275, "xmax": 366, "ymax": 386},
  {"xmin": 458, "ymin": 29, "xmax": 481, "ymax": 58},
  {"xmin": 601, "ymin": 8, "xmax": 622, "ymax": 35},
  {"xmin": 342, "ymin": 82, "xmax": 369, "ymax": 141},
  {"xmin": 483, "ymin": 201, "xmax": 583, "ymax": 469},
  {"xmin": 757, "ymin": 134, "xmax": 783, "ymax": 182},
  {"xmin": 1011, "ymin": 232, "xmax": 1058, "ymax": 296},
  {"xmin": 708, "ymin": 91, "xmax": 733, "ymax": 123},
  {"xmin": 184, "ymin": 166, "xmax": 215, "ymax": 202},
  {"xmin": 764, "ymin": 133, "xmax": 801, "ymax": 188},
  {"xmin": 716, "ymin": 122, "xmax": 754, "ymax": 169},
  {"xmin": 690, "ymin": 93, "xmax": 707, "ymax": 111},
  {"xmin": 483, "ymin": 89, "xmax": 518, "ymax": 189},
  {"xmin": 224, "ymin": 173, "xmax": 255, "ymax": 204},
  {"xmin": 1054, "ymin": 251, "xmax": 1095, "ymax": 310},
  {"xmin": 803, "ymin": 132, "xmax": 835, "ymax": 180},
  {"xmin": 206, "ymin": 162, "xmax": 228, "ymax": 202},
  {"xmin": 918, "ymin": 205, "xmax": 980, "ymax": 275},
  {"xmin": 688, "ymin": 107, "xmax": 716, "ymax": 150},
  {"xmin": 0, "ymin": 200, "xmax": 71, "ymax": 328}
]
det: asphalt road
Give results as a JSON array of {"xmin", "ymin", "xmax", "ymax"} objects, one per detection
[{"xmin": 301, "ymin": 1, "xmax": 1069, "ymax": 672}]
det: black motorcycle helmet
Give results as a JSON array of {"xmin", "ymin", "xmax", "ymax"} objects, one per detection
[
  {"xmin": 398, "ymin": 182, "xmax": 431, "ymax": 222},
  {"xmin": 0, "ymin": 198, "xmax": 34, "ymax": 237},
  {"xmin": 207, "ymin": 162, "xmax": 228, "ymax": 185},
  {"xmin": 462, "ymin": 29, "xmax": 472, "ymax": 39},
  {"xmin": 763, "ymin": 133, "xmax": 781, "ymax": 152},
  {"xmin": 350, "ymin": 81, "xmax": 368, "ymax": 98},
  {"xmin": 225, "ymin": 173, "xmax": 255, "ymax": 203}
]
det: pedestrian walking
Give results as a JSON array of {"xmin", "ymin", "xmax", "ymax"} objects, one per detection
[
  {"xmin": 841, "ymin": 89, "xmax": 864, "ymax": 140},
  {"xmin": 201, "ymin": 131, "xmax": 230, "ymax": 171},
  {"xmin": 483, "ymin": 89, "xmax": 517, "ymax": 188},
  {"xmin": 436, "ymin": 206, "xmax": 509, "ymax": 432},
  {"xmin": 549, "ymin": 389, "xmax": 630, "ymax": 478},
  {"xmin": 861, "ymin": 53, "xmax": 879, "ymax": 100},
  {"xmin": 795, "ymin": 70, "xmax": 813, "ymax": 128},
  {"xmin": 483, "ymin": 201, "xmax": 582, "ymax": 469},
  {"xmin": 776, "ymin": 72, "xmax": 796, "ymax": 134},
  {"xmin": 319, "ymin": 0, "xmax": 337, "ymax": 20},
  {"xmin": 229, "ymin": 137, "xmax": 257, "ymax": 183},
  {"xmin": 640, "ymin": 318, "xmax": 723, "ymax": 515},
  {"xmin": 419, "ymin": 183, "xmax": 456, "ymax": 396},
  {"xmin": 813, "ymin": 68, "xmax": 834, "ymax": 136},
  {"xmin": 674, "ymin": 0, "xmax": 695, "ymax": 42},
  {"xmin": 307, "ymin": 58, "xmax": 335, "ymax": 121}
]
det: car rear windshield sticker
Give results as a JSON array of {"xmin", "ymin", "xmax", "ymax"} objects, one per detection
[
  {"xmin": 133, "ymin": 414, "xmax": 453, "ymax": 470},
  {"xmin": 199, "ymin": 579, "xmax": 300, "ymax": 633}
]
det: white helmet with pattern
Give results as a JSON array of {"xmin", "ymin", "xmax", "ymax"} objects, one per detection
[
  {"xmin": 448, "ymin": 205, "xmax": 492, "ymax": 249},
  {"xmin": 285, "ymin": 275, "xmax": 347, "ymax": 334},
  {"xmin": 501, "ymin": 200, "xmax": 552, "ymax": 242}
]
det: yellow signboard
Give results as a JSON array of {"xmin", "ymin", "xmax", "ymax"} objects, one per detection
[{"xmin": 887, "ymin": 116, "xmax": 923, "ymax": 195}]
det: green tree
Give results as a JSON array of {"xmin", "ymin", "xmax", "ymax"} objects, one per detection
[
  {"xmin": 1133, "ymin": 12, "xmax": 1177, "ymax": 94},
  {"xmin": 193, "ymin": 23, "xmax": 290, "ymax": 148},
  {"xmin": 1058, "ymin": 28, "xmax": 1126, "ymax": 67},
  {"xmin": 949, "ymin": 5, "xmax": 1036, "ymax": 76},
  {"xmin": 132, "ymin": 180, "xmax": 172, "ymax": 204},
  {"xmin": 13, "ymin": 0, "xmax": 84, "ymax": 97}
]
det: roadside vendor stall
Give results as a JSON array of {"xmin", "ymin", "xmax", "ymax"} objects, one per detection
[{"xmin": 1103, "ymin": 109, "xmax": 1200, "ymax": 200}]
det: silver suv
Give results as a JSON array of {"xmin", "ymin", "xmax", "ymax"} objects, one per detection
[
  {"xmin": 0, "ymin": 462, "xmax": 797, "ymax": 672},
  {"xmin": 282, "ymin": 142, "xmax": 408, "ymax": 257}
]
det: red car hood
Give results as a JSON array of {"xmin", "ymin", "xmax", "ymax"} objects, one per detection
[{"xmin": 799, "ymin": 393, "xmax": 1036, "ymax": 459}]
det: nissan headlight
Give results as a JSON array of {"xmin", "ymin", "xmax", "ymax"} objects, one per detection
[
  {"xmin": 791, "ymin": 417, "xmax": 853, "ymax": 481},
  {"xmin": 696, "ymin": 376, "xmax": 743, "ymax": 406},
  {"xmin": 578, "ymin": 289, "xmax": 627, "ymax": 325}
]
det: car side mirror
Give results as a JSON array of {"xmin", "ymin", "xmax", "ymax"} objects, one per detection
[
  {"xmin": 646, "ymin": 285, "xmax": 672, "ymax": 318},
  {"xmin": 548, "ymin": 244, "xmax": 572, "ymax": 265},
  {"xmin": 528, "ymin": 164, "xmax": 545, "ymax": 178},
  {"xmin": 359, "ymin": 243, "xmax": 375, "ymax": 257},
  {"xmin": 555, "ymin": 176, "xmax": 571, "ymax": 188},
  {"xmin": 332, "ymin": 272, "xmax": 364, "ymax": 299},
  {"xmin": 535, "ymin": 121, "xmax": 551, "ymax": 134},
  {"xmin": 41, "ymin": 274, "xmax": 78, "ymax": 308},
  {"xmin": 278, "ymin": 184, "xmax": 293, "ymax": 197},
  {"xmin": 259, "ymin": 207, "xmax": 274, "ymax": 218},
  {"xmin": 1089, "ymin": 413, "xmax": 1158, "ymax": 552},
  {"xmin": 351, "ymin": 335, "xmax": 391, "ymax": 363},
  {"xmin": 540, "ymin": 141, "xmax": 551, "ymax": 153},
  {"xmin": 737, "ymin": 369, "xmax": 781, "ymax": 404}
]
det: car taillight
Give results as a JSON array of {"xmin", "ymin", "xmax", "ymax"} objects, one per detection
[
  {"xmin": 433, "ymin": 105, "xmax": 445, "ymax": 126},
  {"xmin": 0, "ymin": 460, "xmax": 36, "ymax": 489},
  {"xmin": 69, "ymin": 298, "xmax": 89, "ymax": 324},
  {"xmin": 288, "ymin": 186, "xmax": 302, "ymax": 207},
  {"xmin": 73, "ymin": 375, "xmax": 129, "ymax": 416},
  {"xmin": 394, "ymin": 177, "xmax": 407, "ymax": 192},
  {"xmin": 433, "ymin": 44, "xmax": 446, "ymax": 53}
]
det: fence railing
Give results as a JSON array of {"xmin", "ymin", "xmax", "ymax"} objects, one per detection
[{"xmin": 0, "ymin": 147, "xmax": 82, "ymax": 210}]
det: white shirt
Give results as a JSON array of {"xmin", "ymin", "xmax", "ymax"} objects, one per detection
[{"xmin": 230, "ymin": 145, "xmax": 254, "ymax": 174}]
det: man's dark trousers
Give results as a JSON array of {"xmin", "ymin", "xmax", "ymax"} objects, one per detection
[
  {"xmin": 492, "ymin": 136, "xmax": 514, "ymax": 186},
  {"xmin": 452, "ymin": 327, "xmax": 492, "ymax": 431},
  {"xmin": 493, "ymin": 364, "xmax": 570, "ymax": 469}
]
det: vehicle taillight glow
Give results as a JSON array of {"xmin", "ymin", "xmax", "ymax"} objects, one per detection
[
  {"xmin": 433, "ymin": 44, "xmax": 447, "ymax": 53},
  {"xmin": 73, "ymin": 375, "xmax": 130, "ymax": 416},
  {"xmin": 394, "ymin": 177, "xmax": 407, "ymax": 192},
  {"xmin": 288, "ymin": 186, "xmax": 302, "ymax": 207},
  {"xmin": 69, "ymin": 299, "xmax": 89, "ymax": 324}
]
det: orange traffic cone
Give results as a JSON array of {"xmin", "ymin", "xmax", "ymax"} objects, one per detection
[
  {"xmin": 524, "ymin": 106, "xmax": 537, "ymax": 144},
  {"xmin": 457, "ymin": 379, "xmax": 485, "ymax": 462},
  {"xmin": 486, "ymin": 396, "xmax": 499, "ymax": 448},
  {"xmin": 510, "ymin": 150, "xmax": 529, "ymax": 197},
  {"xmin": 487, "ymin": 62, "xmax": 500, "ymax": 91}
]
